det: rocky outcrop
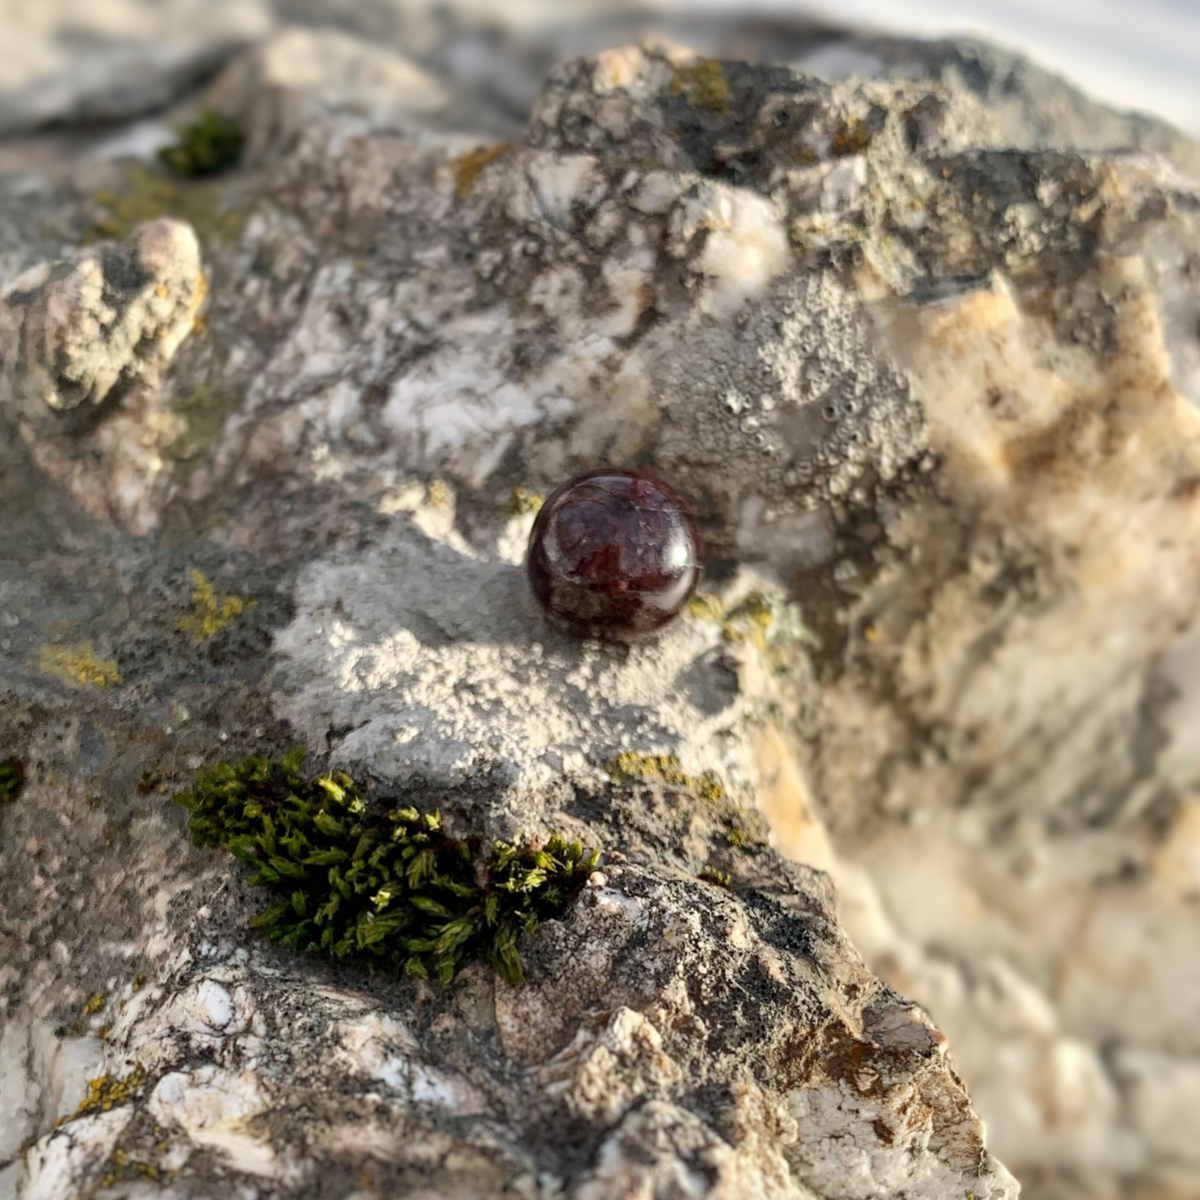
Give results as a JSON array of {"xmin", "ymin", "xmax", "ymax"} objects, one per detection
[{"xmin": 2, "ymin": 9, "xmax": 1200, "ymax": 1200}]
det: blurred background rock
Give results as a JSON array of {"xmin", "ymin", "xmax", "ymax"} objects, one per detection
[{"xmin": 1, "ymin": 0, "xmax": 1198, "ymax": 144}]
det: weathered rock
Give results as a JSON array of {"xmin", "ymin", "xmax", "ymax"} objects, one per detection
[
  {"xmin": 6, "ymin": 847, "xmax": 1018, "ymax": 1200},
  {"xmin": 3, "ymin": 12, "xmax": 1200, "ymax": 1200},
  {"xmin": 0, "ymin": 217, "xmax": 204, "ymax": 532},
  {"xmin": 0, "ymin": 217, "xmax": 202, "ymax": 416}
]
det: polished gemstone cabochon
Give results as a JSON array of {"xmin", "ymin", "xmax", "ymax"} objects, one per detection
[{"xmin": 526, "ymin": 469, "xmax": 703, "ymax": 641}]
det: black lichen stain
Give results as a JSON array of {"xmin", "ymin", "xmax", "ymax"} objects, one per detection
[
  {"xmin": 175, "ymin": 750, "xmax": 599, "ymax": 985},
  {"xmin": 0, "ymin": 756, "xmax": 26, "ymax": 804},
  {"xmin": 159, "ymin": 111, "xmax": 245, "ymax": 178}
]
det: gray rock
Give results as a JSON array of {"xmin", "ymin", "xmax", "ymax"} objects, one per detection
[{"xmin": 2, "ymin": 12, "xmax": 1200, "ymax": 1200}]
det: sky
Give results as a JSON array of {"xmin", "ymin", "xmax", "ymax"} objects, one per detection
[{"xmin": 683, "ymin": 0, "xmax": 1200, "ymax": 135}]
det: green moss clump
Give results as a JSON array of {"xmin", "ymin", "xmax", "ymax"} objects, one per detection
[
  {"xmin": 175, "ymin": 751, "xmax": 599, "ymax": 985},
  {"xmin": 159, "ymin": 111, "xmax": 244, "ymax": 178},
  {"xmin": 0, "ymin": 756, "xmax": 25, "ymax": 804},
  {"xmin": 698, "ymin": 867, "xmax": 731, "ymax": 889}
]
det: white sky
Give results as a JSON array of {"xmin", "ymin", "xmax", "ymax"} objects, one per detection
[{"xmin": 682, "ymin": 0, "xmax": 1200, "ymax": 135}]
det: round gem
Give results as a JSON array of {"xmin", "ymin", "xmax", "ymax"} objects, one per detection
[{"xmin": 526, "ymin": 469, "xmax": 703, "ymax": 640}]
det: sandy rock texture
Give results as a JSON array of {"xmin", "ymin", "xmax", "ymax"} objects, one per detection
[{"xmin": 2, "ymin": 5, "xmax": 1200, "ymax": 1200}]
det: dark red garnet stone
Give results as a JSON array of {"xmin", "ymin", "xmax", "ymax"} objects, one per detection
[{"xmin": 527, "ymin": 469, "xmax": 703, "ymax": 641}]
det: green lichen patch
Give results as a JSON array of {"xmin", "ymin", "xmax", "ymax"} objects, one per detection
[
  {"xmin": 177, "ymin": 568, "xmax": 248, "ymax": 645},
  {"xmin": 158, "ymin": 111, "xmax": 245, "ymax": 178},
  {"xmin": 603, "ymin": 748, "xmax": 767, "ymax": 852},
  {"xmin": 604, "ymin": 751, "xmax": 724, "ymax": 805},
  {"xmin": 723, "ymin": 818, "xmax": 768, "ymax": 850},
  {"xmin": 175, "ymin": 751, "xmax": 599, "ymax": 985},
  {"xmin": 168, "ymin": 384, "xmax": 242, "ymax": 480},
  {"xmin": 89, "ymin": 162, "xmax": 247, "ymax": 247},
  {"xmin": 0, "ymin": 756, "xmax": 25, "ymax": 803},
  {"xmin": 670, "ymin": 59, "xmax": 731, "ymax": 117},
  {"xmin": 698, "ymin": 867, "xmax": 731, "ymax": 889},
  {"xmin": 56, "ymin": 990, "xmax": 111, "ymax": 1039}
]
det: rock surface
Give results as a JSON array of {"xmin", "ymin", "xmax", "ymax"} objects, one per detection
[{"xmin": 2, "ymin": 5, "xmax": 1200, "ymax": 1200}]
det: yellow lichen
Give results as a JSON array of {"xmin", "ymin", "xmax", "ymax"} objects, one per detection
[
  {"xmin": 685, "ymin": 594, "xmax": 726, "ymax": 623},
  {"xmin": 426, "ymin": 479, "xmax": 453, "ymax": 508},
  {"xmin": 82, "ymin": 992, "xmax": 107, "ymax": 1017},
  {"xmin": 98, "ymin": 1148, "xmax": 165, "ymax": 1189},
  {"xmin": 670, "ymin": 59, "xmax": 731, "ymax": 116},
  {"xmin": 724, "ymin": 824, "xmax": 753, "ymax": 848},
  {"xmin": 191, "ymin": 272, "xmax": 210, "ymax": 332},
  {"xmin": 605, "ymin": 751, "xmax": 724, "ymax": 804},
  {"xmin": 501, "ymin": 487, "xmax": 544, "ymax": 517},
  {"xmin": 698, "ymin": 867, "xmax": 732, "ymax": 888},
  {"xmin": 177, "ymin": 569, "xmax": 248, "ymax": 644},
  {"xmin": 37, "ymin": 644, "xmax": 121, "ymax": 689},
  {"xmin": 720, "ymin": 593, "xmax": 774, "ymax": 650},
  {"xmin": 61, "ymin": 1066, "xmax": 149, "ymax": 1124},
  {"xmin": 684, "ymin": 592, "xmax": 778, "ymax": 650},
  {"xmin": 452, "ymin": 143, "xmax": 511, "ymax": 201}
]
